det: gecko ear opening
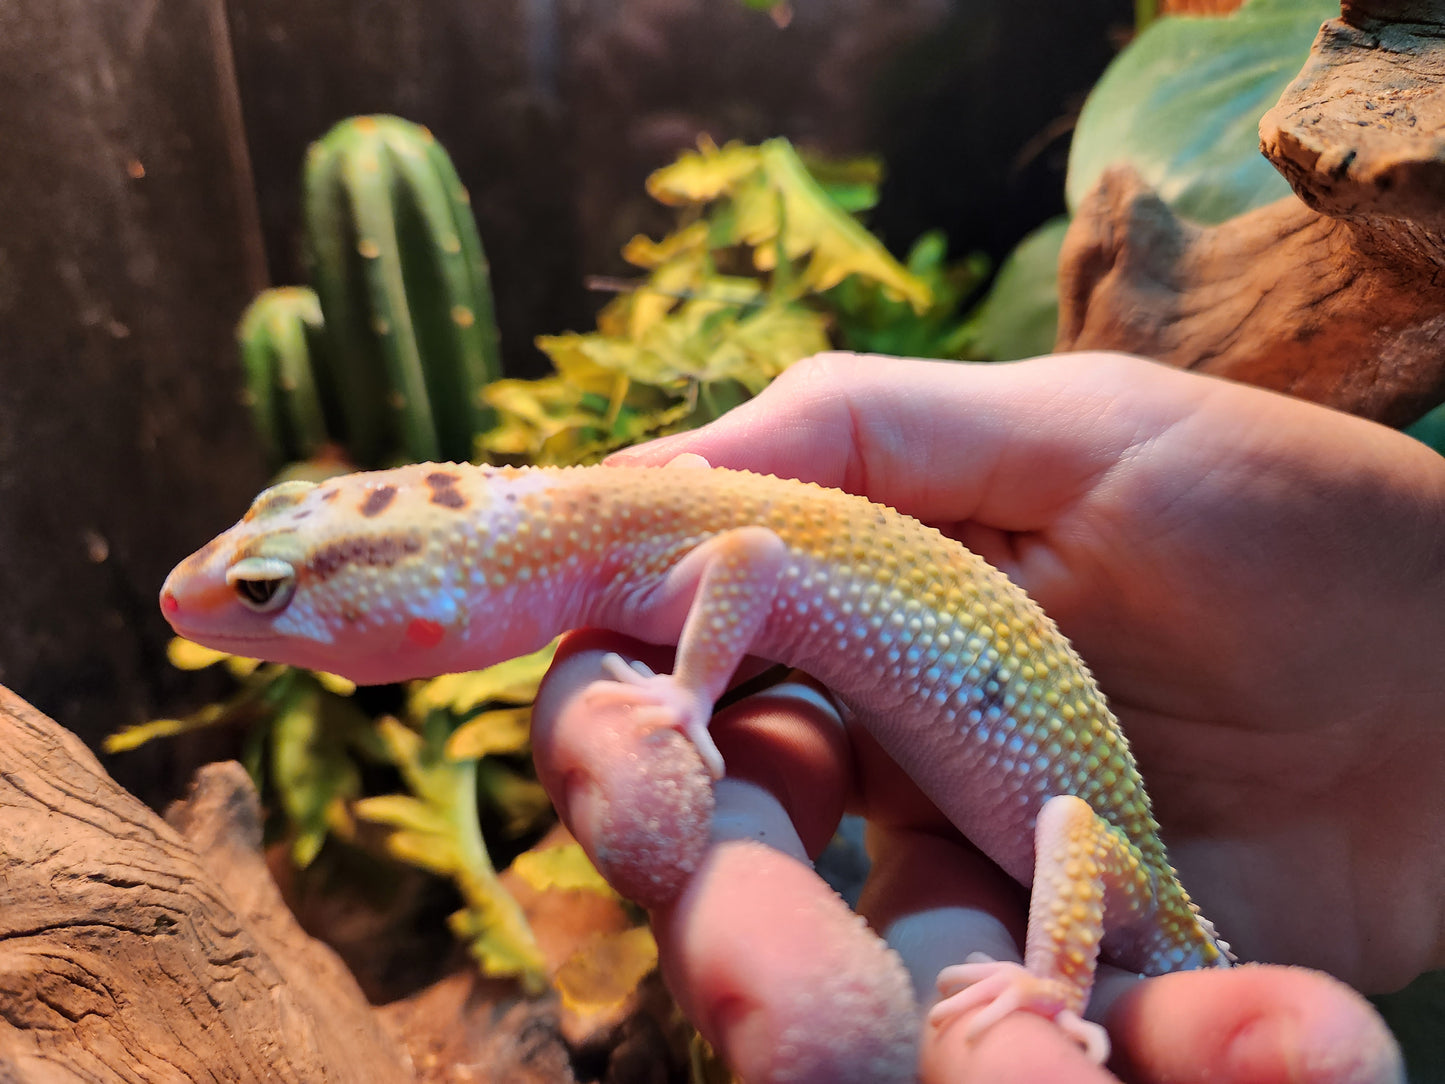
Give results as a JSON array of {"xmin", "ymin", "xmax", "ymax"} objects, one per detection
[{"xmin": 226, "ymin": 557, "xmax": 297, "ymax": 614}]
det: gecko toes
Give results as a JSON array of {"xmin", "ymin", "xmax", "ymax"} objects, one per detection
[{"xmin": 930, "ymin": 958, "xmax": 1110, "ymax": 1064}]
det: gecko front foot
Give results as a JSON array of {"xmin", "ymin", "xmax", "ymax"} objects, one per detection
[
  {"xmin": 929, "ymin": 955, "xmax": 1110, "ymax": 1064},
  {"xmin": 593, "ymin": 653, "xmax": 726, "ymax": 778}
]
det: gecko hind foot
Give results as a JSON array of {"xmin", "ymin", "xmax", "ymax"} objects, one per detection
[
  {"xmin": 595, "ymin": 653, "xmax": 725, "ymax": 778},
  {"xmin": 929, "ymin": 956, "xmax": 1109, "ymax": 1064}
]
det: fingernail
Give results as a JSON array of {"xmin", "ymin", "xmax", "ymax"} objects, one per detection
[{"xmin": 603, "ymin": 431, "xmax": 688, "ymax": 465}]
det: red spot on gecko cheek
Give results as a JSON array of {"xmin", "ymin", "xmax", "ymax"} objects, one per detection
[
  {"xmin": 406, "ymin": 618, "xmax": 446, "ymax": 649},
  {"xmin": 161, "ymin": 592, "xmax": 180, "ymax": 616}
]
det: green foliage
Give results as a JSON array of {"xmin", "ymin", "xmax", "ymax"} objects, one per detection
[
  {"xmin": 355, "ymin": 713, "xmax": 548, "ymax": 989},
  {"xmin": 482, "ymin": 137, "xmax": 956, "ymax": 465},
  {"xmin": 954, "ymin": 217, "xmax": 1070, "ymax": 362},
  {"xmin": 122, "ymin": 640, "xmax": 563, "ymax": 988},
  {"xmin": 1405, "ymin": 402, "xmax": 1445, "ymax": 455},
  {"xmin": 110, "ymin": 645, "xmax": 371, "ymax": 866},
  {"xmin": 962, "ymin": 0, "xmax": 1334, "ymax": 357},
  {"xmin": 825, "ymin": 231, "xmax": 988, "ymax": 359},
  {"xmin": 1372, "ymin": 970, "xmax": 1445, "ymax": 1083},
  {"xmin": 1068, "ymin": 0, "xmax": 1335, "ymax": 224},
  {"xmin": 271, "ymin": 683, "xmax": 365, "ymax": 868}
]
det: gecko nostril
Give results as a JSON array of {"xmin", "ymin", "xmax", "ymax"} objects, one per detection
[{"xmin": 161, "ymin": 592, "xmax": 180, "ymax": 615}]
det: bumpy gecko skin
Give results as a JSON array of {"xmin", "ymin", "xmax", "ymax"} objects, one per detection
[{"xmin": 160, "ymin": 462, "xmax": 1232, "ymax": 1064}]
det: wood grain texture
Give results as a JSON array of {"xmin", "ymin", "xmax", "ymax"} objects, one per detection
[
  {"xmin": 1056, "ymin": 168, "xmax": 1445, "ymax": 425},
  {"xmin": 0, "ymin": 685, "xmax": 412, "ymax": 1083},
  {"xmin": 1057, "ymin": 1, "xmax": 1445, "ymax": 425}
]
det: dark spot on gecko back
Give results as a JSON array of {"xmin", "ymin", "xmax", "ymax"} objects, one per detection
[
  {"xmin": 360, "ymin": 485, "xmax": 397, "ymax": 517},
  {"xmin": 968, "ymin": 657, "xmax": 1010, "ymax": 717},
  {"xmin": 425, "ymin": 471, "xmax": 468, "ymax": 510}
]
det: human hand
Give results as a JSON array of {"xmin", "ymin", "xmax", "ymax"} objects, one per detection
[{"xmin": 532, "ymin": 352, "xmax": 1437, "ymax": 1082}]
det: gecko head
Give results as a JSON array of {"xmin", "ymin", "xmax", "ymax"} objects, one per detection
[{"xmin": 159, "ymin": 466, "xmax": 499, "ymax": 683}]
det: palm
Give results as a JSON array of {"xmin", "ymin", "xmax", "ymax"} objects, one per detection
[
  {"xmin": 624, "ymin": 351, "xmax": 1445, "ymax": 992},
  {"xmin": 586, "ymin": 352, "xmax": 1430, "ymax": 1081},
  {"xmin": 941, "ymin": 371, "xmax": 1445, "ymax": 992}
]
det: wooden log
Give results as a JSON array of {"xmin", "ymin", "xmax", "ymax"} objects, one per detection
[
  {"xmin": 0, "ymin": 685, "xmax": 412, "ymax": 1082},
  {"xmin": 1056, "ymin": 0, "xmax": 1445, "ymax": 426}
]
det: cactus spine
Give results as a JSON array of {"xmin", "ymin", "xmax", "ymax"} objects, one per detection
[{"xmin": 302, "ymin": 115, "xmax": 502, "ymax": 466}]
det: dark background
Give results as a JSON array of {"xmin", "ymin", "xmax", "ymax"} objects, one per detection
[{"xmin": 0, "ymin": 0, "xmax": 1130, "ymax": 802}]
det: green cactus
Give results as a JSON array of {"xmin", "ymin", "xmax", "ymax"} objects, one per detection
[
  {"xmin": 237, "ymin": 286, "xmax": 332, "ymax": 469},
  {"xmin": 302, "ymin": 115, "xmax": 502, "ymax": 466}
]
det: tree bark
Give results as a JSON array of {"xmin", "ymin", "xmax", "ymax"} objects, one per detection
[
  {"xmin": 1057, "ymin": 0, "xmax": 1445, "ymax": 426},
  {"xmin": 0, "ymin": 685, "xmax": 412, "ymax": 1082}
]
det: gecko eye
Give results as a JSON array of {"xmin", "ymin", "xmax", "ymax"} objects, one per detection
[{"xmin": 226, "ymin": 557, "xmax": 296, "ymax": 614}]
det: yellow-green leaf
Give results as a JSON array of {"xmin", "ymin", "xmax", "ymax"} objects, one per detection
[
  {"xmin": 223, "ymin": 655, "xmax": 263, "ymax": 679},
  {"xmin": 510, "ymin": 842, "xmax": 615, "ymax": 897},
  {"xmin": 646, "ymin": 137, "xmax": 762, "ymax": 204},
  {"xmin": 167, "ymin": 637, "xmax": 240, "ymax": 671},
  {"xmin": 352, "ymin": 793, "xmax": 450, "ymax": 837},
  {"xmin": 746, "ymin": 141, "xmax": 932, "ymax": 311},
  {"xmin": 641, "ymin": 137, "xmax": 931, "ymax": 313},
  {"xmin": 374, "ymin": 714, "xmax": 423, "ymax": 765},
  {"xmin": 102, "ymin": 704, "xmax": 224, "ymax": 753},
  {"xmin": 314, "ymin": 671, "xmax": 357, "ymax": 696},
  {"xmin": 554, "ymin": 926, "xmax": 660, "ymax": 1013},
  {"xmin": 621, "ymin": 220, "xmax": 711, "ymax": 270},
  {"xmin": 410, "ymin": 640, "xmax": 559, "ymax": 716},
  {"xmin": 445, "ymin": 706, "xmax": 532, "ymax": 761},
  {"xmin": 362, "ymin": 710, "xmax": 548, "ymax": 988},
  {"xmin": 380, "ymin": 827, "xmax": 460, "ymax": 876},
  {"xmin": 271, "ymin": 685, "xmax": 361, "ymax": 867},
  {"xmin": 449, "ymin": 904, "xmax": 550, "ymax": 990}
]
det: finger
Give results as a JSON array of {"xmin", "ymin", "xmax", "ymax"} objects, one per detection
[
  {"xmin": 921, "ymin": 1009, "xmax": 1118, "ymax": 1084},
  {"xmin": 1107, "ymin": 965, "xmax": 1405, "ymax": 1084},
  {"xmin": 533, "ymin": 631, "xmax": 851, "ymax": 861},
  {"xmin": 535, "ymin": 632, "xmax": 922, "ymax": 1082},
  {"xmin": 655, "ymin": 838, "xmax": 920, "ymax": 1084},
  {"xmin": 662, "ymin": 690, "xmax": 914, "ymax": 1084},
  {"xmin": 702, "ymin": 677, "xmax": 852, "ymax": 857},
  {"xmin": 532, "ymin": 631, "xmax": 714, "ymax": 905},
  {"xmin": 606, "ymin": 351, "xmax": 1191, "ymax": 532},
  {"xmin": 859, "ymin": 825, "xmax": 1029, "ymax": 1002}
]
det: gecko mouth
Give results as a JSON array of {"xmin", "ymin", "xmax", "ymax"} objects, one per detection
[{"xmin": 168, "ymin": 629, "xmax": 277, "ymax": 651}]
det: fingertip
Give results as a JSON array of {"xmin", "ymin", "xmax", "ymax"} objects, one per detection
[
  {"xmin": 533, "ymin": 634, "xmax": 713, "ymax": 906},
  {"xmin": 707, "ymin": 678, "xmax": 851, "ymax": 857},
  {"xmin": 1109, "ymin": 965, "xmax": 1405, "ymax": 1084},
  {"xmin": 657, "ymin": 840, "xmax": 921, "ymax": 1084}
]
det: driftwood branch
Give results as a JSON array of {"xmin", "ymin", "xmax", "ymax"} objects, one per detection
[
  {"xmin": 1057, "ymin": 0, "xmax": 1445, "ymax": 425},
  {"xmin": 0, "ymin": 685, "xmax": 412, "ymax": 1082},
  {"xmin": 0, "ymin": 686, "xmax": 688, "ymax": 1083}
]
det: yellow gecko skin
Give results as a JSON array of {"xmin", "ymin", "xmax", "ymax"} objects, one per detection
[{"xmin": 160, "ymin": 461, "xmax": 1231, "ymax": 1064}]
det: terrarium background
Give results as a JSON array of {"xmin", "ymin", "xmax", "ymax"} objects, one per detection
[{"xmin": 0, "ymin": 0, "xmax": 1134, "ymax": 804}]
